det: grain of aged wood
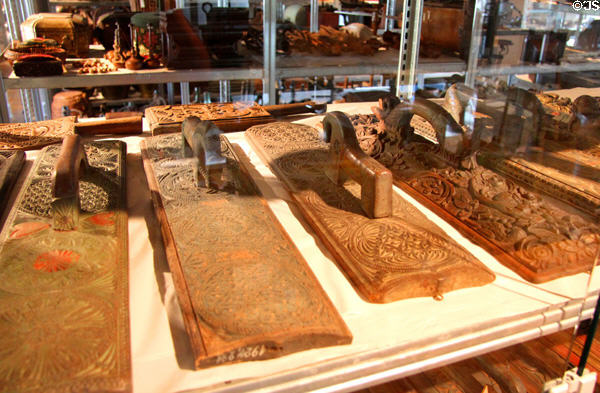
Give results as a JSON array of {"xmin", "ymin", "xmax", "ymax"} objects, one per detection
[
  {"xmin": 0, "ymin": 116, "xmax": 76, "ymax": 150},
  {"xmin": 245, "ymin": 121, "xmax": 495, "ymax": 303},
  {"xmin": 0, "ymin": 150, "xmax": 25, "ymax": 216},
  {"xmin": 0, "ymin": 139, "xmax": 130, "ymax": 393},
  {"xmin": 0, "ymin": 115, "xmax": 142, "ymax": 150},
  {"xmin": 140, "ymin": 124, "xmax": 351, "ymax": 369},
  {"xmin": 145, "ymin": 101, "xmax": 327, "ymax": 135},
  {"xmin": 349, "ymin": 108, "xmax": 600, "ymax": 283}
]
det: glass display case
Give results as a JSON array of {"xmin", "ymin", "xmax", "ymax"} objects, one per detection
[{"xmin": 0, "ymin": 0, "xmax": 600, "ymax": 392}]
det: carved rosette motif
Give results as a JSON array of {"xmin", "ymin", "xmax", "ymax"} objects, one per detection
[
  {"xmin": 245, "ymin": 122, "xmax": 495, "ymax": 303},
  {"xmin": 0, "ymin": 117, "xmax": 76, "ymax": 150},
  {"xmin": 141, "ymin": 133, "xmax": 351, "ymax": 367},
  {"xmin": 351, "ymin": 114, "xmax": 600, "ymax": 283},
  {"xmin": 0, "ymin": 141, "xmax": 130, "ymax": 393}
]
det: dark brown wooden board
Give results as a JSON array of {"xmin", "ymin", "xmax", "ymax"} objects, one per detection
[
  {"xmin": 145, "ymin": 103, "xmax": 274, "ymax": 135},
  {"xmin": 348, "ymin": 113, "xmax": 600, "ymax": 283},
  {"xmin": 140, "ymin": 133, "xmax": 352, "ymax": 369},
  {"xmin": 0, "ymin": 150, "xmax": 25, "ymax": 216},
  {"xmin": 145, "ymin": 102, "xmax": 326, "ymax": 135},
  {"xmin": 245, "ymin": 122, "xmax": 495, "ymax": 303},
  {"xmin": 0, "ymin": 140, "xmax": 130, "ymax": 393}
]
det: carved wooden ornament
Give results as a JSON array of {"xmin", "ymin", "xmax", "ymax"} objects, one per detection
[
  {"xmin": 0, "ymin": 116, "xmax": 76, "ymax": 150},
  {"xmin": 140, "ymin": 123, "xmax": 351, "ymax": 369},
  {"xmin": 350, "ymin": 106, "xmax": 600, "ymax": 283},
  {"xmin": 145, "ymin": 102, "xmax": 273, "ymax": 135},
  {"xmin": 145, "ymin": 101, "xmax": 327, "ymax": 135},
  {"xmin": 0, "ymin": 137, "xmax": 131, "ymax": 392},
  {"xmin": 245, "ymin": 120, "xmax": 495, "ymax": 303}
]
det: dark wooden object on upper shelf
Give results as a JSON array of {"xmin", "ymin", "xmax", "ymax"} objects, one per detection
[{"xmin": 160, "ymin": 8, "xmax": 211, "ymax": 69}]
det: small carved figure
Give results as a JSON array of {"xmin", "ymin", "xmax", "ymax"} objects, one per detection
[{"xmin": 181, "ymin": 117, "xmax": 226, "ymax": 189}]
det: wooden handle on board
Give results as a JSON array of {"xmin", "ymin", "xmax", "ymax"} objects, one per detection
[
  {"xmin": 385, "ymin": 97, "xmax": 466, "ymax": 157},
  {"xmin": 323, "ymin": 111, "xmax": 392, "ymax": 219},
  {"xmin": 264, "ymin": 101, "xmax": 327, "ymax": 117},
  {"xmin": 74, "ymin": 115, "xmax": 143, "ymax": 135},
  {"xmin": 51, "ymin": 134, "xmax": 88, "ymax": 230}
]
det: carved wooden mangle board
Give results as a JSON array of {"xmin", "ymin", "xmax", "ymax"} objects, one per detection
[
  {"xmin": 0, "ymin": 116, "xmax": 76, "ymax": 150},
  {"xmin": 0, "ymin": 150, "xmax": 25, "ymax": 214},
  {"xmin": 479, "ymin": 150, "xmax": 600, "ymax": 219},
  {"xmin": 0, "ymin": 141, "xmax": 130, "ymax": 393},
  {"xmin": 145, "ymin": 103, "xmax": 272, "ymax": 135},
  {"xmin": 349, "ymin": 114, "xmax": 600, "ymax": 283},
  {"xmin": 245, "ymin": 122, "xmax": 495, "ymax": 303},
  {"xmin": 140, "ymin": 133, "xmax": 351, "ymax": 368}
]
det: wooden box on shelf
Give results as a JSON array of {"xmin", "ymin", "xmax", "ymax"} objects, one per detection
[{"xmin": 20, "ymin": 13, "xmax": 91, "ymax": 58}]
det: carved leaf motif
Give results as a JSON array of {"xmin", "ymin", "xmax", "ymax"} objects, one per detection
[
  {"xmin": 0, "ymin": 117, "xmax": 76, "ymax": 150},
  {"xmin": 0, "ymin": 141, "xmax": 130, "ymax": 392},
  {"xmin": 350, "ymin": 113, "xmax": 600, "ymax": 282},
  {"xmin": 142, "ymin": 133, "xmax": 351, "ymax": 363},
  {"xmin": 246, "ymin": 122, "xmax": 495, "ymax": 301}
]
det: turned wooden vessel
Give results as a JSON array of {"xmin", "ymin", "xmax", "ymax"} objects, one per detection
[
  {"xmin": 245, "ymin": 119, "xmax": 495, "ymax": 303},
  {"xmin": 0, "ymin": 136, "xmax": 130, "ymax": 392},
  {"xmin": 51, "ymin": 91, "xmax": 87, "ymax": 119},
  {"xmin": 140, "ymin": 121, "xmax": 351, "ymax": 368}
]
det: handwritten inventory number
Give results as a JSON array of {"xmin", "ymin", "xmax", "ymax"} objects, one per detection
[
  {"xmin": 215, "ymin": 345, "xmax": 267, "ymax": 364},
  {"xmin": 572, "ymin": 0, "xmax": 600, "ymax": 11}
]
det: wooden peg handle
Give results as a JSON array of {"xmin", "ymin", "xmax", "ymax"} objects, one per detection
[
  {"xmin": 74, "ymin": 115, "xmax": 143, "ymax": 135},
  {"xmin": 51, "ymin": 134, "xmax": 88, "ymax": 230},
  {"xmin": 323, "ymin": 111, "xmax": 392, "ymax": 218}
]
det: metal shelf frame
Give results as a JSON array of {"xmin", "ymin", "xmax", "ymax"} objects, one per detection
[{"xmin": 0, "ymin": 0, "xmax": 428, "ymax": 121}]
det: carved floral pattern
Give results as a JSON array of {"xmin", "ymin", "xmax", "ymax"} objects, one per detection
[
  {"xmin": 246, "ymin": 122, "xmax": 495, "ymax": 302},
  {"xmin": 0, "ymin": 141, "xmax": 130, "ymax": 392},
  {"xmin": 0, "ymin": 117, "xmax": 76, "ymax": 150},
  {"xmin": 142, "ymin": 133, "xmax": 350, "ymax": 365},
  {"xmin": 33, "ymin": 250, "xmax": 80, "ymax": 272},
  {"xmin": 145, "ymin": 103, "xmax": 271, "ymax": 134},
  {"xmin": 351, "ymin": 113, "xmax": 600, "ymax": 282}
]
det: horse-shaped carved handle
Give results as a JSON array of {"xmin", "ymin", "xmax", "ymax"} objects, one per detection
[
  {"xmin": 51, "ymin": 134, "xmax": 89, "ymax": 231},
  {"xmin": 323, "ymin": 111, "xmax": 393, "ymax": 219},
  {"xmin": 384, "ymin": 97, "xmax": 468, "ymax": 157},
  {"xmin": 182, "ymin": 117, "xmax": 227, "ymax": 189}
]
